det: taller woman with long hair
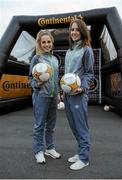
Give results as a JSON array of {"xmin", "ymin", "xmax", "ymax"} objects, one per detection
[{"xmin": 64, "ymin": 19, "xmax": 94, "ymax": 170}]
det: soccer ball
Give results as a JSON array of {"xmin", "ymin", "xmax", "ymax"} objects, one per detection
[
  {"xmin": 104, "ymin": 105, "xmax": 110, "ymax": 112},
  {"xmin": 60, "ymin": 73, "xmax": 81, "ymax": 94},
  {"xmin": 32, "ymin": 62, "xmax": 52, "ymax": 82},
  {"xmin": 57, "ymin": 101, "xmax": 65, "ymax": 110}
]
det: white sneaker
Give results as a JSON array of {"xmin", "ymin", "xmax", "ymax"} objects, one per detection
[
  {"xmin": 68, "ymin": 154, "xmax": 79, "ymax": 163},
  {"xmin": 35, "ymin": 151, "xmax": 46, "ymax": 164},
  {"xmin": 45, "ymin": 149, "xmax": 61, "ymax": 159},
  {"xmin": 70, "ymin": 160, "xmax": 89, "ymax": 170}
]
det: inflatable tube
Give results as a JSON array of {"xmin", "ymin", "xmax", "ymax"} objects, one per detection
[{"xmin": 0, "ymin": 7, "xmax": 122, "ymax": 114}]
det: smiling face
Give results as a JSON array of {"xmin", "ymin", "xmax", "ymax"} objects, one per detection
[
  {"xmin": 70, "ymin": 22, "xmax": 81, "ymax": 42},
  {"xmin": 40, "ymin": 35, "xmax": 53, "ymax": 53}
]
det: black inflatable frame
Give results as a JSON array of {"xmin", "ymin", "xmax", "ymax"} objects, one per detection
[{"xmin": 0, "ymin": 7, "xmax": 122, "ymax": 115}]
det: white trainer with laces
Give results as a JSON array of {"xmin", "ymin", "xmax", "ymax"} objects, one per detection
[
  {"xmin": 68, "ymin": 154, "xmax": 79, "ymax": 163},
  {"xmin": 45, "ymin": 149, "xmax": 61, "ymax": 159},
  {"xmin": 35, "ymin": 151, "xmax": 46, "ymax": 164},
  {"xmin": 70, "ymin": 160, "xmax": 89, "ymax": 170}
]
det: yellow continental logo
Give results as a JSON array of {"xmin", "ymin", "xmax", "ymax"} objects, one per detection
[
  {"xmin": 38, "ymin": 14, "xmax": 83, "ymax": 27},
  {"xmin": 0, "ymin": 74, "xmax": 32, "ymax": 100}
]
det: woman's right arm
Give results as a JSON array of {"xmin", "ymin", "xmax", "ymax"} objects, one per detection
[{"xmin": 28, "ymin": 56, "xmax": 41, "ymax": 88}]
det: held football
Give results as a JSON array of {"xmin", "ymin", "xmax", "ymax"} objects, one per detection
[
  {"xmin": 60, "ymin": 73, "xmax": 81, "ymax": 94},
  {"xmin": 32, "ymin": 62, "xmax": 52, "ymax": 82}
]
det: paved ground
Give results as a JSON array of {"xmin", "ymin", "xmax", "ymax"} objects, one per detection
[{"xmin": 0, "ymin": 105, "xmax": 122, "ymax": 179}]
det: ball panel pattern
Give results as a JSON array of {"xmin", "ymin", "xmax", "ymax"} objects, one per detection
[
  {"xmin": 60, "ymin": 73, "xmax": 81, "ymax": 94},
  {"xmin": 32, "ymin": 62, "xmax": 52, "ymax": 82}
]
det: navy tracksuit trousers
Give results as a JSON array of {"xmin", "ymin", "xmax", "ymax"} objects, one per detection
[
  {"xmin": 64, "ymin": 93, "xmax": 90, "ymax": 163},
  {"xmin": 32, "ymin": 92, "xmax": 57, "ymax": 154}
]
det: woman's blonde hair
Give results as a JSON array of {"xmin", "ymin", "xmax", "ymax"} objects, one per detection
[
  {"xmin": 36, "ymin": 30, "xmax": 54, "ymax": 55},
  {"xmin": 69, "ymin": 19, "xmax": 91, "ymax": 49}
]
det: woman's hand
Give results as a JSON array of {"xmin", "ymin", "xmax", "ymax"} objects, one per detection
[
  {"xmin": 70, "ymin": 87, "xmax": 84, "ymax": 95},
  {"xmin": 37, "ymin": 80, "xmax": 47, "ymax": 86}
]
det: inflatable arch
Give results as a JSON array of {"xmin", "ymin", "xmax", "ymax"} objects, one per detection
[{"xmin": 0, "ymin": 7, "xmax": 122, "ymax": 115}]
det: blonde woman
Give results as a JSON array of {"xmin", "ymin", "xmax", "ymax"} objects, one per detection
[{"xmin": 29, "ymin": 30, "xmax": 61, "ymax": 164}]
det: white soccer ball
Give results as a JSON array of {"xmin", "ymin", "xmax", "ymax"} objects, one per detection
[
  {"xmin": 104, "ymin": 105, "xmax": 110, "ymax": 112},
  {"xmin": 60, "ymin": 73, "xmax": 81, "ymax": 94},
  {"xmin": 57, "ymin": 101, "xmax": 65, "ymax": 110},
  {"xmin": 32, "ymin": 62, "xmax": 52, "ymax": 82}
]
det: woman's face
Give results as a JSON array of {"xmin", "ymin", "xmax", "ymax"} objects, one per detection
[
  {"xmin": 70, "ymin": 22, "xmax": 81, "ymax": 42},
  {"xmin": 40, "ymin": 35, "xmax": 53, "ymax": 53}
]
